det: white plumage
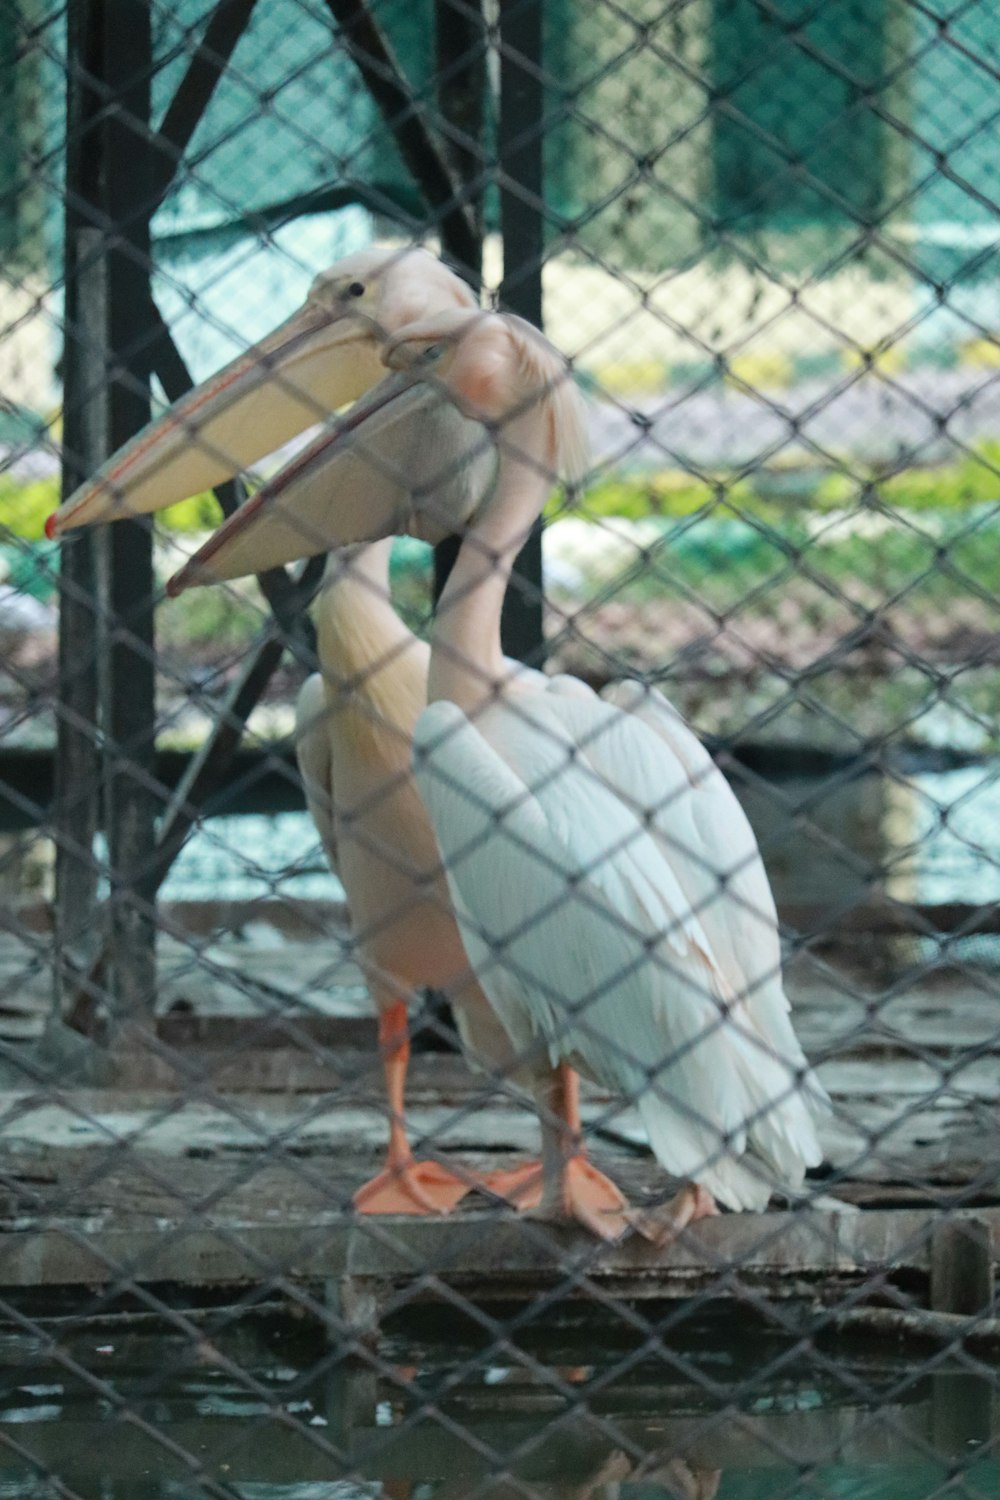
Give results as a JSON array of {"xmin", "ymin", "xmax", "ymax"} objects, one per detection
[
  {"xmin": 414, "ymin": 679, "xmax": 826, "ymax": 1213},
  {"xmin": 52, "ymin": 243, "xmax": 829, "ymax": 1239}
]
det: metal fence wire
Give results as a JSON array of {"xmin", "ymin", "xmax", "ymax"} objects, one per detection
[{"xmin": 0, "ymin": 0, "xmax": 999, "ymax": 1493}]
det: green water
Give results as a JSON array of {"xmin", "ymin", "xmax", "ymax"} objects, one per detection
[{"xmin": 0, "ymin": 1302, "xmax": 995, "ymax": 1498}]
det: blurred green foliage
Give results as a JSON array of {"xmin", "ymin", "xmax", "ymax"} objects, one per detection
[
  {"xmin": 5, "ymin": 446, "xmax": 999, "ymax": 640},
  {"xmin": 156, "ymin": 577, "xmax": 265, "ymax": 659},
  {"xmin": 564, "ymin": 441, "xmax": 1000, "ymax": 524},
  {"xmin": 1, "ymin": 475, "xmax": 60, "ymax": 540},
  {"xmin": 9, "ymin": 442, "xmax": 1000, "ymax": 542}
]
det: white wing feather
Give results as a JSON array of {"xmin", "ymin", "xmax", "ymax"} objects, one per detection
[
  {"xmin": 413, "ymin": 692, "xmax": 824, "ymax": 1210},
  {"xmin": 566, "ymin": 683, "xmax": 828, "ymax": 1190},
  {"xmin": 600, "ymin": 681, "xmax": 825, "ymax": 1088},
  {"xmin": 293, "ymin": 655, "xmax": 543, "ymax": 881}
]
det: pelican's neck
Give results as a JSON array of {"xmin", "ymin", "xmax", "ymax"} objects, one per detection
[
  {"xmin": 429, "ymin": 409, "xmax": 551, "ymax": 710},
  {"xmin": 315, "ymin": 539, "xmax": 404, "ymax": 680},
  {"xmin": 327, "ymin": 537, "xmax": 394, "ymax": 596}
]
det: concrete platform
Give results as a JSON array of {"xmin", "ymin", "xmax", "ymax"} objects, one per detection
[{"xmin": 0, "ymin": 910, "xmax": 997, "ymax": 1326}]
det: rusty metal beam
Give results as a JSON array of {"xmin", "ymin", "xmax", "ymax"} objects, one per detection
[
  {"xmin": 0, "ymin": 1202, "xmax": 995, "ymax": 1298},
  {"xmin": 323, "ymin": 0, "xmax": 478, "ymax": 271},
  {"xmin": 150, "ymin": 0, "xmax": 260, "ymax": 208}
]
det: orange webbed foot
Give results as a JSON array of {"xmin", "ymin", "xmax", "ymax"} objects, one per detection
[
  {"xmin": 353, "ymin": 1157, "xmax": 475, "ymax": 1216},
  {"xmin": 625, "ymin": 1182, "xmax": 719, "ymax": 1248},
  {"xmin": 478, "ymin": 1160, "xmax": 545, "ymax": 1209},
  {"xmin": 538, "ymin": 1156, "xmax": 630, "ymax": 1242}
]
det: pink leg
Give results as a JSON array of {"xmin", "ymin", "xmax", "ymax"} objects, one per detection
[
  {"xmin": 354, "ymin": 1001, "xmax": 475, "ymax": 1215},
  {"xmin": 529, "ymin": 1065, "xmax": 630, "ymax": 1241}
]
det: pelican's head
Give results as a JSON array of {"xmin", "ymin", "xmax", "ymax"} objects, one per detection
[
  {"xmin": 47, "ymin": 246, "xmax": 476, "ymax": 536},
  {"xmin": 165, "ymin": 308, "xmax": 589, "ymax": 595},
  {"xmin": 306, "ymin": 246, "xmax": 475, "ymax": 342},
  {"xmin": 385, "ymin": 309, "xmax": 589, "ymax": 488}
]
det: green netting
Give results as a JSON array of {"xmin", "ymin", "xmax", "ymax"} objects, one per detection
[
  {"xmin": 4, "ymin": 0, "xmax": 999, "ymax": 282},
  {"xmin": 711, "ymin": 0, "xmax": 889, "ymax": 230},
  {"xmin": 0, "ymin": 0, "xmax": 48, "ymax": 270},
  {"xmin": 151, "ymin": 0, "xmax": 436, "ymax": 242}
]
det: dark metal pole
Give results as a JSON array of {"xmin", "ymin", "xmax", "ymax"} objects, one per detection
[
  {"xmin": 99, "ymin": 1, "xmax": 158, "ymax": 1037},
  {"xmin": 498, "ymin": 0, "xmax": 545, "ymax": 663},
  {"xmin": 324, "ymin": 0, "xmax": 477, "ymax": 269},
  {"xmin": 53, "ymin": 0, "xmax": 105, "ymax": 1014},
  {"xmin": 433, "ymin": 0, "xmax": 486, "ymax": 605},
  {"xmin": 434, "ymin": 0, "xmax": 486, "ymax": 279},
  {"xmin": 55, "ymin": 0, "xmax": 267, "ymax": 994},
  {"xmin": 150, "ymin": 0, "xmax": 261, "ymax": 208}
]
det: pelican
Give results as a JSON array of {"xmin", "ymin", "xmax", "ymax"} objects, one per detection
[
  {"xmin": 47, "ymin": 247, "xmax": 619, "ymax": 1228},
  {"xmin": 161, "ymin": 305, "xmax": 828, "ymax": 1239},
  {"xmin": 292, "ymin": 538, "xmax": 533, "ymax": 1214},
  {"xmin": 49, "ymin": 246, "xmax": 476, "ymax": 539}
]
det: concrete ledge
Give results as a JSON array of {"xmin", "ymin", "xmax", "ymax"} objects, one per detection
[{"xmin": 0, "ymin": 1206, "xmax": 995, "ymax": 1300}]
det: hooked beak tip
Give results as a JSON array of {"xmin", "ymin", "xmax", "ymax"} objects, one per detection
[
  {"xmin": 166, "ymin": 557, "xmax": 218, "ymax": 596},
  {"xmin": 44, "ymin": 513, "xmax": 59, "ymax": 541}
]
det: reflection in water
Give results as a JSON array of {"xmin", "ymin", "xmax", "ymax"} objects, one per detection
[{"xmin": 0, "ymin": 1306, "xmax": 996, "ymax": 1499}]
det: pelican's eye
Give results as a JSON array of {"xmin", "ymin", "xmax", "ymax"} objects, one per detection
[
  {"xmin": 384, "ymin": 337, "xmax": 447, "ymax": 371},
  {"xmin": 347, "ymin": 281, "xmax": 366, "ymax": 298}
]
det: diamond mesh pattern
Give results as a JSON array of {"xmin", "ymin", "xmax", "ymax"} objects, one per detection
[{"xmin": 0, "ymin": 0, "xmax": 998, "ymax": 1494}]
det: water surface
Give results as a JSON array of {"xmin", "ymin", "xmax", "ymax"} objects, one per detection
[{"xmin": 0, "ymin": 1303, "xmax": 995, "ymax": 1498}]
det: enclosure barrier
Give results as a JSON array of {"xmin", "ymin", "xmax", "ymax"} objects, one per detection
[{"xmin": 0, "ymin": 0, "xmax": 998, "ymax": 1494}]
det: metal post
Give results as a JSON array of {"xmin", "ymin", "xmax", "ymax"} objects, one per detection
[
  {"xmin": 99, "ymin": 0, "xmax": 158, "ymax": 1037},
  {"xmin": 433, "ymin": 0, "xmax": 486, "ymax": 604},
  {"xmin": 498, "ymin": 0, "xmax": 545, "ymax": 663},
  {"xmin": 53, "ymin": 0, "xmax": 105, "ymax": 1014},
  {"xmin": 324, "ymin": 0, "xmax": 477, "ymax": 269},
  {"xmin": 57, "ymin": 0, "xmax": 157, "ymax": 1037},
  {"xmin": 434, "ymin": 0, "xmax": 486, "ymax": 281},
  {"xmin": 55, "ymin": 0, "xmax": 267, "ymax": 1001}
]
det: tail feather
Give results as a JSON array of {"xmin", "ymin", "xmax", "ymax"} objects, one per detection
[
  {"xmin": 637, "ymin": 1044, "xmax": 828, "ymax": 1213},
  {"xmin": 638, "ymin": 1096, "xmax": 774, "ymax": 1212}
]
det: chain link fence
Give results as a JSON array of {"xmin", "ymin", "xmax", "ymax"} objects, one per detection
[{"xmin": 1, "ymin": 0, "xmax": 999, "ymax": 1494}]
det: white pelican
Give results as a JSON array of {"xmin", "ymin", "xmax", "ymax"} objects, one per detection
[
  {"xmin": 292, "ymin": 538, "xmax": 532, "ymax": 1214},
  {"xmin": 163, "ymin": 306, "xmax": 828, "ymax": 1239},
  {"xmin": 49, "ymin": 246, "xmax": 477, "ymax": 541},
  {"xmin": 47, "ymin": 247, "xmax": 619, "ymax": 1227}
]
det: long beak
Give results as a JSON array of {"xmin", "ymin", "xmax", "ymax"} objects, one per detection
[
  {"xmin": 47, "ymin": 302, "xmax": 387, "ymax": 537},
  {"xmin": 167, "ymin": 372, "xmax": 498, "ymax": 594}
]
